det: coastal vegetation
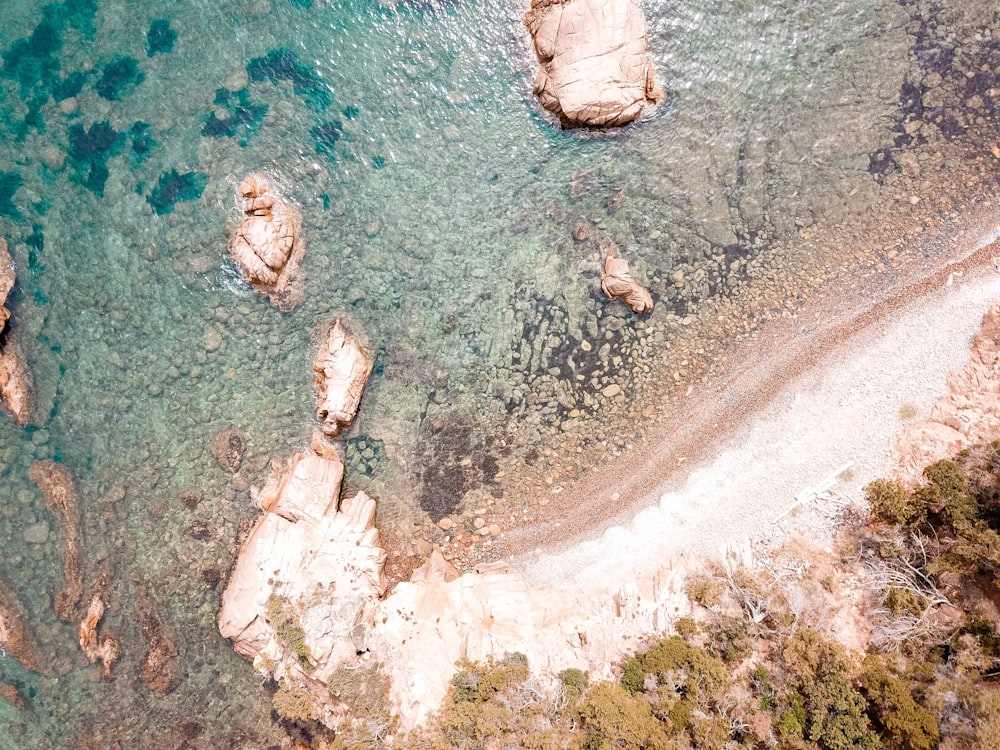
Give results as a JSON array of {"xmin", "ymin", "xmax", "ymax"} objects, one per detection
[{"xmin": 277, "ymin": 441, "xmax": 1000, "ymax": 748}]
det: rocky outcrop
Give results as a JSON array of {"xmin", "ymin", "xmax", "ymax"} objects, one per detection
[
  {"xmin": 524, "ymin": 0, "xmax": 662, "ymax": 128},
  {"xmin": 228, "ymin": 173, "xmax": 305, "ymax": 311},
  {"xmin": 0, "ymin": 576, "xmax": 45, "ymax": 674},
  {"xmin": 313, "ymin": 320, "xmax": 372, "ymax": 438},
  {"xmin": 895, "ymin": 304, "xmax": 1000, "ymax": 481},
  {"xmin": 0, "ymin": 238, "xmax": 33, "ymax": 426},
  {"xmin": 602, "ymin": 255, "xmax": 653, "ymax": 313},
  {"xmin": 221, "ymin": 443, "xmax": 694, "ymax": 730},
  {"xmin": 371, "ymin": 552, "xmax": 692, "ymax": 727},
  {"xmin": 218, "ymin": 442, "xmax": 387, "ymax": 727},
  {"xmin": 28, "ymin": 460, "xmax": 84, "ymax": 621}
]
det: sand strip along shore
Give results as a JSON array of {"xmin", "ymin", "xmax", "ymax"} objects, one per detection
[{"xmin": 519, "ymin": 231, "xmax": 1000, "ymax": 589}]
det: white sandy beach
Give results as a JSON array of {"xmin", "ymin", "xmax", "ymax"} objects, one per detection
[{"xmin": 523, "ymin": 240, "xmax": 1000, "ymax": 590}]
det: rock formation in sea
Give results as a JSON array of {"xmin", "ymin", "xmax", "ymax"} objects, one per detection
[
  {"xmin": 895, "ymin": 303, "xmax": 1000, "ymax": 481},
  {"xmin": 28, "ymin": 460, "xmax": 84, "ymax": 621},
  {"xmin": 228, "ymin": 173, "xmax": 305, "ymax": 311},
  {"xmin": 0, "ymin": 575, "xmax": 45, "ymax": 674},
  {"xmin": 601, "ymin": 255, "xmax": 654, "ymax": 313},
  {"xmin": 78, "ymin": 564, "xmax": 121, "ymax": 680},
  {"xmin": 524, "ymin": 0, "xmax": 663, "ymax": 128},
  {"xmin": 314, "ymin": 319, "xmax": 372, "ymax": 438},
  {"xmin": 218, "ymin": 437, "xmax": 387, "ymax": 727},
  {"xmin": 0, "ymin": 238, "xmax": 33, "ymax": 426}
]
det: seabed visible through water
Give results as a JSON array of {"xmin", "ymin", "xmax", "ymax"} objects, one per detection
[{"xmin": 1, "ymin": 0, "xmax": 1000, "ymax": 745}]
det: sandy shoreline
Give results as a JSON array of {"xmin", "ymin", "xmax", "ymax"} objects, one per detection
[{"xmin": 514, "ymin": 221, "xmax": 1000, "ymax": 587}]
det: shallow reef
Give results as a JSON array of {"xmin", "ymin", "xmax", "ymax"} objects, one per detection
[
  {"xmin": 202, "ymin": 87, "xmax": 268, "ymax": 146},
  {"xmin": 146, "ymin": 169, "xmax": 207, "ymax": 215},
  {"xmin": 67, "ymin": 121, "xmax": 125, "ymax": 196},
  {"xmin": 246, "ymin": 47, "xmax": 332, "ymax": 111},
  {"xmin": 145, "ymin": 19, "xmax": 177, "ymax": 57},
  {"xmin": 126, "ymin": 121, "xmax": 157, "ymax": 167},
  {"xmin": 95, "ymin": 56, "xmax": 145, "ymax": 101},
  {"xmin": 0, "ymin": 172, "xmax": 25, "ymax": 221},
  {"xmin": 310, "ymin": 120, "xmax": 343, "ymax": 159},
  {"xmin": 0, "ymin": 0, "xmax": 98, "ymax": 135}
]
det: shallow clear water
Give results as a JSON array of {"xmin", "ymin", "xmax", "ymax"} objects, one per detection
[{"xmin": 0, "ymin": 0, "xmax": 995, "ymax": 744}]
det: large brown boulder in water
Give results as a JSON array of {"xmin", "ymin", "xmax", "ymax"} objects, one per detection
[
  {"xmin": 228, "ymin": 173, "xmax": 305, "ymax": 311},
  {"xmin": 0, "ymin": 239, "xmax": 33, "ymax": 425},
  {"xmin": 314, "ymin": 320, "xmax": 373, "ymax": 438},
  {"xmin": 524, "ymin": 0, "xmax": 662, "ymax": 128},
  {"xmin": 602, "ymin": 256, "xmax": 653, "ymax": 313}
]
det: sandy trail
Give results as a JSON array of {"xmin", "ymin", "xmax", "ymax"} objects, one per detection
[{"xmin": 519, "ymin": 230, "xmax": 1000, "ymax": 589}]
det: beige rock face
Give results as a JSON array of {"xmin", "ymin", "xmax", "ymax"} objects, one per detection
[
  {"xmin": 218, "ymin": 446, "xmax": 388, "ymax": 727},
  {"xmin": 0, "ymin": 239, "xmax": 33, "ymax": 426},
  {"xmin": 524, "ymin": 0, "xmax": 662, "ymax": 128},
  {"xmin": 220, "ymin": 445, "xmax": 694, "ymax": 730},
  {"xmin": 228, "ymin": 174, "xmax": 305, "ymax": 311},
  {"xmin": 895, "ymin": 304, "xmax": 1000, "ymax": 481},
  {"xmin": 313, "ymin": 320, "xmax": 372, "ymax": 437},
  {"xmin": 602, "ymin": 256, "xmax": 653, "ymax": 313},
  {"xmin": 370, "ymin": 552, "xmax": 692, "ymax": 727}
]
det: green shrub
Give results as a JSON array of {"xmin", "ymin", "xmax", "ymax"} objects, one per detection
[
  {"xmin": 674, "ymin": 617, "xmax": 700, "ymax": 639},
  {"xmin": 266, "ymin": 594, "xmax": 311, "ymax": 667},
  {"xmin": 976, "ymin": 689, "xmax": 1000, "ymax": 750},
  {"xmin": 685, "ymin": 574, "xmax": 725, "ymax": 608},
  {"xmin": 574, "ymin": 683, "xmax": 669, "ymax": 750},
  {"xmin": 272, "ymin": 681, "xmax": 324, "ymax": 722},
  {"xmin": 750, "ymin": 665, "xmax": 776, "ymax": 711},
  {"xmin": 865, "ymin": 479, "xmax": 922, "ymax": 526},
  {"xmin": 558, "ymin": 668, "xmax": 589, "ymax": 704},
  {"xmin": 861, "ymin": 656, "xmax": 939, "ymax": 750},
  {"xmin": 706, "ymin": 615, "xmax": 753, "ymax": 663},
  {"xmin": 450, "ymin": 653, "xmax": 532, "ymax": 704},
  {"xmin": 621, "ymin": 637, "xmax": 728, "ymax": 701},
  {"xmin": 783, "ymin": 629, "xmax": 881, "ymax": 750}
]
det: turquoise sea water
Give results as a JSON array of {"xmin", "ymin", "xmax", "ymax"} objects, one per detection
[{"xmin": 0, "ymin": 0, "xmax": 997, "ymax": 745}]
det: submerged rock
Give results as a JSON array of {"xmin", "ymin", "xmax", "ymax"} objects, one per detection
[
  {"xmin": 313, "ymin": 319, "xmax": 372, "ymax": 437},
  {"xmin": 209, "ymin": 427, "xmax": 245, "ymax": 473},
  {"xmin": 0, "ymin": 239, "xmax": 34, "ymax": 426},
  {"xmin": 228, "ymin": 173, "xmax": 305, "ymax": 311},
  {"xmin": 0, "ymin": 575, "xmax": 45, "ymax": 674},
  {"xmin": 218, "ymin": 446, "xmax": 387, "ymax": 728},
  {"xmin": 0, "ymin": 683, "xmax": 24, "ymax": 710},
  {"xmin": 136, "ymin": 586, "xmax": 184, "ymax": 694},
  {"xmin": 78, "ymin": 565, "xmax": 121, "ymax": 680},
  {"xmin": 27, "ymin": 460, "xmax": 84, "ymax": 621},
  {"xmin": 601, "ymin": 256, "xmax": 653, "ymax": 313},
  {"xmin": 524, "ymin": 0, "xmax": 662, "ymax": 128}
]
